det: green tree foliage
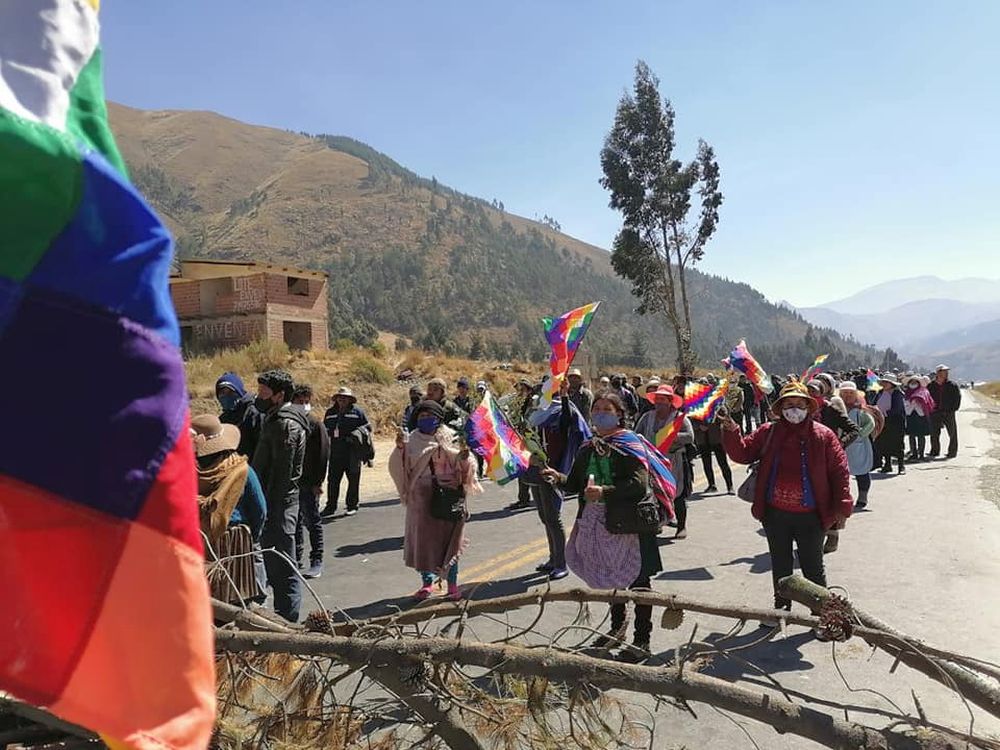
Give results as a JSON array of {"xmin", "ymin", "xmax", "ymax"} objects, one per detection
[{"xmin": 600, "ymin": 61, "xmax": 723, "ymax": 374}]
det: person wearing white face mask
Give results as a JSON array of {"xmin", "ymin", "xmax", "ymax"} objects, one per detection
[{"xmin": 721, "ymin": 382, "xmax": 853, "ymax": 623}]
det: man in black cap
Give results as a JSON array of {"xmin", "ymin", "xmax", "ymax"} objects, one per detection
[
  {"xmin": 322, "ymin": 387, "xmax": 371, "ymax": 518},
  {"xmin": 252, "ymin": 369, "xmax": 308, "ymax": 622},
  {"xmin": 291, "ymin": 384, "xmax": 330, "ymax": 579}
]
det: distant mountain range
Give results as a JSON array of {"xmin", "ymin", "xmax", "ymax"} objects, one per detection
[{"xmin": 790, "ymin": 276, "xmax": 1000, "ymax": 380}]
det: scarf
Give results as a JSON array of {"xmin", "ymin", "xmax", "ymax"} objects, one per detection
[
  {"xmin": 905, "ymin": 386, "xmax": 935, "ymax": 415},
  {"xmin": 196, "ymin": 452, "xmax": 249, "ymax": 555},
  {"xmin": 388, "ymin": 426, "xmax": 480, "ymax": 505},
  {"xmin": 590, "ymin": 429, "xmax": 676, "ymax": 513}
]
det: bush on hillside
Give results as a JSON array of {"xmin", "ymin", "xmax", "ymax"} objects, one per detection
[{"xmin": 349, "ymin": 354, "xmax": 393, "ymax": 385}]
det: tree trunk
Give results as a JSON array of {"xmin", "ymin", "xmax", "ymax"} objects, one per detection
[
  {"xmin": 216, "ymin": 629, "xmax": 968, "ymax": 750},
  {"xmin": 657, "ymin": 227, "xmax": 688, "ymax": 372}
]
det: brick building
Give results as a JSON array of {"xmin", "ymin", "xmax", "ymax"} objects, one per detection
[{"xmin": 170, "ymin": 260, "xmax": 329, "ymax": 352}]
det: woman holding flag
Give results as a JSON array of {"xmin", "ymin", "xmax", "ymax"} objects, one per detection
[
  {"xmin": 635, "ymin": 384, "xmax": 694, "ymax": 539},
  {"xmin": 542, "ymin": 392, "xmax": 676, "ymax": 663}
]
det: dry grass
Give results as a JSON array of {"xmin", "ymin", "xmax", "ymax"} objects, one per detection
[
  {"xmin": 185, "ymin": 342, "xmax": 548, "ymax": 434},
  {"xmin": 978, "ymin": 382, "xmax": 1000, "ymax": 401}
]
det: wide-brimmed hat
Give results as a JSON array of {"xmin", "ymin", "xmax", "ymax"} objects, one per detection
[
  {"xmin": 878, "ymin": 375, "xmax": 901, "ymax": 387},
  {"xmin": 190, "ymin": 414, "xmax": 240, "ymax": 458},
  {"xmin": 770, "ymin": 382, "xmax": 819, "ymax": 416},
  {"xmin": 567, "ymin": 367, "xmax": 583, "ymax": 378},
  {"xmin": 837, "ymin": 381, "xmax": 859, "ymax": 393},
  {"xmin": 935, "ymin": 363, "xmax": 950, "ymax": 373},
  {"xmin": 334, "ymin": 386, "xmax": 357, "ymax": 402},
  {"xmin": 646, "ymin": 384, "xmax": 683, "ymax": 408}
]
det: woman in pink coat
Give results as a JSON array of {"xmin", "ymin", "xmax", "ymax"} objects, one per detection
[{"xmin": 721, "ymin": 382, "xmax": 853, "ymax": 618}]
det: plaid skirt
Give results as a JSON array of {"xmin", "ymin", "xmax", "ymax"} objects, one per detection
[
  {"xmin": 206, "ymin": 524, "xmax": 262, "ymax": 604},
  {"xmin": 565, "ymin": 502, "xmax": 642, "ymax": 589}
]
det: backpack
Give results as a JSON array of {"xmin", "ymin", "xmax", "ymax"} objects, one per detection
[{"xmin": 861, "ymin": 403, "xmax": 884, "ymax": 440}]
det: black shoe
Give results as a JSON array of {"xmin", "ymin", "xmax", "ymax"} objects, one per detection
[
  {"xmin": 898, "ymin": 465, "xmax": 906, "ymax": 475},
  {"xmin": 617, "ymin": 639, "xmax": 651, "ymax": 664},
  {"xmin": 705, "ymin": 485, "xmax": 718, "ymax": 493},
  {"xmin": 505, "ymin": 499, "xmax": 531, "ymax": 511},
  {"xmin": 320, "ymin": 506, "xmax": 337, "ymax": 518},
  {"xmin": 549, "ymin": 567, "xmax": 569, "ymax": 580},
  {"xmin": 592, "ymin": 622, "xmax": 628, "ymax": 649},
  {"xmin": 303, "ymin": 562, "xmax": 323, "ymax": 579},
  {"xmin": 536, "ymin": 561, "xmax": 554, "ymax": 573},
  {"xmin": 927, "ymin": 451, "xmax": 939, "ymax": 458},
  {"xmin": 880, "ymin": 465, "xmax": 893, "ymax": 474},
  {"xmin": 946, "ymin": 453, "xmax": 958, "ymax": 459}
]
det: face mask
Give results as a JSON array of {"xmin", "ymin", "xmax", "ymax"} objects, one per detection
[
  {"xmin": 908, "ymin": 383, "xmax": 918, "ymax": 390},
  {"xmin": 410, "ymin": 395, "xmax": 421, "ymax": 405},
  {"xmin": 301, "ymin": 403, "xmax": 312, "ymax": 413},
  {"xmin": 218, "ymin": 393, "xmax": 239, "ymax": 412},
  {"xmin": 416, "ymin": 416, "xmax": 440, "ymax": 434},
  {"xmin": 592, "ymin": 411, "xmax": 620, "ymax": 432},
  {"xmin": 783, "ymin": 407, "xmax": 808, "ymax": 424},
  {"xmin": 254, "ymin": 396, "xmax": 275, "ymax": 414}
]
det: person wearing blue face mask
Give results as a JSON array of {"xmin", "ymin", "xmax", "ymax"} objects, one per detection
[
  {"xmin": 389, "ymin": 400, "xmax": 480, "ymax": 601},
  {"xmin": 217, "ymin": 371, "xmax": 263, "ymax": 459}
]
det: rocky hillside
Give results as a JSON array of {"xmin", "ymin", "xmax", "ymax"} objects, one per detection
[{"xmin": 108, "ymin": 102, "xmax": 900, "ymax": 373}]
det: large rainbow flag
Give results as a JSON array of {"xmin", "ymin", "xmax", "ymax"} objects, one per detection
[
  {"xmin": 0, "ymin": 3, "xmax": 215, "ymax": 748},
  {"xmin": 801, "ymin": 353, "xmax": 829, "ymax": 381},
  {"xmin": 464, "ymin": 390, "xmax": 532, "ymax": 484},
  {"xmin": 684, "ymin": 379, "xmax": 730, "ymax": 421},
  {"xmin": 539, "ymin": 301, "xmax": 600, "ymax": 405},
  {"xmin": 725, "ymin": 339, "xmax": 774, "ymax": 394}
]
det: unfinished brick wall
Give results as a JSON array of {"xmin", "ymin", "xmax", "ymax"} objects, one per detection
[{"xmin": 171, "ymin": 268, "xmax": 329, "ymax": 353}]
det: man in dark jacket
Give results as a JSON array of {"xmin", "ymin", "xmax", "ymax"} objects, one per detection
[
  {"xmin": 252, "ymin": 369, "xmax": 308, "ymax": 623},
  {"xmin": 291, "ymin": 385, "xmax": 330, "ymax": 579},
  {"xmin": 453, "ymin": 377, "xmax": 473, "ymax": 414},
  {"xmin": 566, "ymin": 367, "xmax": 593, "ymax": 423},
  {"xmin": 738, "ymin": 374, "xmax": 756, "ymax": 433},
  {"xmin": 217, "ymin": 371, "xmax": 262, "ymax": 458},
  {"xmin": 410, "ymin": 377, "xmax": 467, "ymax": 432},
  {"xmin": 928, "ymin": 364, "xmax": 961, "ymax": 458},
  {"xmin": 323, "ymin": 387, "xmax": 370, "ymax": 518}
]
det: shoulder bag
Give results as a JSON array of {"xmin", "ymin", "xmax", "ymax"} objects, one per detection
[
  {"xmin": 736, "ymin": 426, "xmax": 776, "ymax": 503},
  {"xmin": 428, "ymin": 456, "xmax": 466, "ymax": 522},
  {"xmin": 604, "ymin": 446, "xmax": 664, "ymax": 535}
]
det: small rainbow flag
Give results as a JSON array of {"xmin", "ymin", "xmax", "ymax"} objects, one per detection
[
  {"xmin": 684, "ymin": 379, "xmax": 730, "ymax": 421},
  {"xmin": 801, "ymin": 354, "xmax": 830, "ymax": 381},
  {"xmin": 655, "ymin": 411, "xmax": 687, "ymax": 454},
  {"xmin": 726, "ymin": 340, "xmax": 774, "ymax": 394},
  {"xmin": 464, "ymin": 390, "xmax": 532, "ymax": 485},
  {"xmin": 866, "ymin": 369, "xmax": 881, "ymax": 391},
  {"xmin": 540, "ymin": 301, "xmax": 600, "ymax": 405}
]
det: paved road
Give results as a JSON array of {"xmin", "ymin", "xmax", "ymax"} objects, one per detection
[{"xmin": 299, "ymin": 393, "xmax": 1000, "ymax": 747}]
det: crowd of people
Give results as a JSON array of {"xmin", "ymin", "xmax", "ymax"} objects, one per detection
[{"xmin": 192, "ymin": 360, "xmax": 964, "ymax": 660}]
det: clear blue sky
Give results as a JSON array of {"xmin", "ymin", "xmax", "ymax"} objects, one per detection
[{"xmin": 102, "ymin": 1, "xmax": 1000, "ymax": 307}]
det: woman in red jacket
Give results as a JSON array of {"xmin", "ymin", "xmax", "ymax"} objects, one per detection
[{"xmin": 721, "ymin": 382, "xmax": 853, "ymax": 616}]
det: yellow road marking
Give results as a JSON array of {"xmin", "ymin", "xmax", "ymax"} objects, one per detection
[{"xmin": 463, "ymin": 474, "xmax": 721, "ymax": 584}]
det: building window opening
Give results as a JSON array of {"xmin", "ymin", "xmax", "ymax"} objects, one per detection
[{"xmin": 287, "ymin": 276, "xmax": 309, "ymax": 296}]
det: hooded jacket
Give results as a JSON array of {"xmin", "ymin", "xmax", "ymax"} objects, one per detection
[
  {"xmin": 252, "ymin": 403, "xmax": 309, "ymax": 521},
  {"xmin": 296, "ymin": 406, "xmax": 331, "ymax": 489},
  {"xmin": 217, "ymin": 372, "xmax": 263, "ymax": 459}
]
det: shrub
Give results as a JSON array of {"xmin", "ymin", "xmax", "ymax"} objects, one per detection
[
  {"xmin": 245, "ymin": 339, "xmax": 291, "ymax": 372},
  {"xmin": 394, "ymin": 337, "xmax": 410, "ymax": 352},
  {"xmin": 369, "ymin": 341, "xmax": 388, "ymax": 358},
  {"xmin": 349, "ymin": 354, "xmax": 393, "ymax": 385}
]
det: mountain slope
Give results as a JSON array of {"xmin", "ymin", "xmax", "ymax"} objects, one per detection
[
  {"xmin": 816, "ymin": 276, "xmax": 1000, "ymax": 315},
  {"xmin": 108, "ymin": 102, "xmax": 898, "ymax": 372}
]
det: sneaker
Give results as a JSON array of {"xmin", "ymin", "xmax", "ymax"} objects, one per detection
[
  {"xmin": 617, "ymin": 640, "xmax": 651, "ymax": 664},
  {"xmin": 549, "ymin": 567, "xmax": 568, "ymax": 581},
  {"xmin": 536, "ymin": 561, "xmax": 554, "ymax": 573},
  {"xmin": 446, "ymin": 584, "xmax": 462, "ymax": 601},
  {"xmin": 303, "ymin": 562, "xmax": 323, "ymax": 579},
  {"xmin": 345, "ymin": 508, "xmax": 357, "ymax": 516},
  {"xmin": 413, "ymin": 585, "xmax": 434, "ymax": 601}
]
